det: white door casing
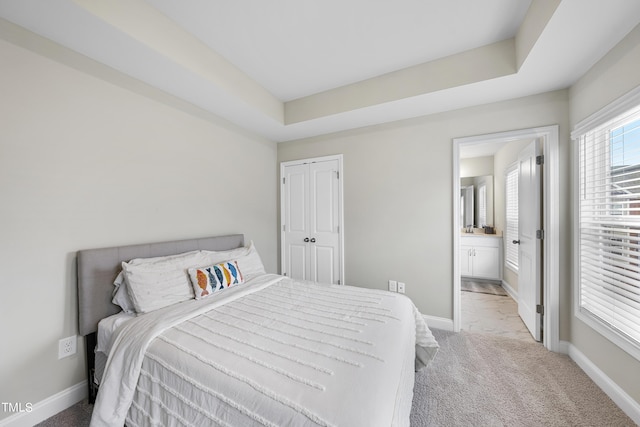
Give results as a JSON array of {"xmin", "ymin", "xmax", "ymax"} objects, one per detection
[
  {"xmin": 453, "ymin": 125, "xmax": 559, "ymax": 353},
  {"xmin": 517, "ymin": 139, "xmax": 542, "ymax": 341},
  {"xmin": 281, "ymin": 155, "xmax": 344, "ymax": 285}
]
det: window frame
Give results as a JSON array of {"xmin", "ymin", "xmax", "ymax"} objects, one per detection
[{"xmin": 572, "ymin": 86, "xmax": 640, "ymax": 362}]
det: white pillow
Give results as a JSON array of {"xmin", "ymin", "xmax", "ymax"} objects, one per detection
[
  {"xmin": 235, "ymin": 242, "xmax": 266, "ymax": 281},
  {"xmin": 111, "ymin": 250, "xmax": 201, "ymax": 314},
  {"xmin": 201, "ymin": 241, "xmax": 266, "ymax": 281},
  {"xmin": 112, "ymin": 271, "xmax": 135, "ymax": 314},
  {"xmin": 121, "ymin": 251, "xmax": 208, "ymax": 314}
]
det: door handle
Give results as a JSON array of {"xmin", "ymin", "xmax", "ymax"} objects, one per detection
[
  {"xmin": 512, "ymin": 240, "xmax": 521, "ymax": 244},
  {"xmin": 304, "ymin": 237, "xmax": 310, "ymax": 242},
  {"xmin": 310, "ymin": 238, "xmax": 316, "ymax": 243}
]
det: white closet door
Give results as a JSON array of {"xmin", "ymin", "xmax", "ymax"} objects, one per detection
[
  {"xmin": 308, "ymin": 160, "xmax": 340, "ymax": 284},
  {"xmin": 283, "ymin": 163, "xmax": 310, "ymax": 281},
  {"xmin": 281, "ymin": 157, "xmax": 342, "ymax": 284}
]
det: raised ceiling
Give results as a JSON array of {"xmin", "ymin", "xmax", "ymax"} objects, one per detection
[{"xmin": 1, "ymin": 0, "xmax": 639, "ymax": 141}]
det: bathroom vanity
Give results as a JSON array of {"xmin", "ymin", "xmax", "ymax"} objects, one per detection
[{"xmin": 460, "ymin": 232, "xmax": 502, "ymax": 281}]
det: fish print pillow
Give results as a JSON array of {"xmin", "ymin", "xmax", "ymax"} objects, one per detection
[{"xmin": 188, "ymin": 260, "xmax": 244, "ymax": 299}]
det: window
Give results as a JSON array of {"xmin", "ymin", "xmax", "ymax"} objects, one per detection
[
  {"xmin": 574, "ymin": 97, "xmax": 640, "ymax": 358},
  {"xmin": 505, "ymin": 164, "xmax": 519, "ymax": 271},
  {"xmin": 478, "ymin": 183, "xmax": 487, "ymax": 227}
]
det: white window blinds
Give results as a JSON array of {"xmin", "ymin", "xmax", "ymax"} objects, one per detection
[
  {"xmin": 576, "ymin": 102, "xmax": 640, "ymax": 349},
  {"xmin": 505, "ymin": 165, "xmax": 519, "ymax": 270}
]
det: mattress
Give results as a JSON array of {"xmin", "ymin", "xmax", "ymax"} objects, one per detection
[{"xmin": 91, "ymin": 274, "xmax": 438, "ymax": 427}]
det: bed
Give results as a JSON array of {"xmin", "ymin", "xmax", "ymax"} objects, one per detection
[{"xmin": 77, "ymin": 234, "xmax": 439, "ymax": 427}]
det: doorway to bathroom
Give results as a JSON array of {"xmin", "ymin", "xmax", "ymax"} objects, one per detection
[{"xmin": 452, "ymin": 126, "xmax": 560, "ymax": 352}]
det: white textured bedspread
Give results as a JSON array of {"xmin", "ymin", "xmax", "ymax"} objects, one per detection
[{"xmin": 91, "ymin": 274, "xmax": 438, "ymax": 427}]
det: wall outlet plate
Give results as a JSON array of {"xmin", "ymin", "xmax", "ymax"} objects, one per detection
[
  {"xmin": 397, "ymin": 282, "xmax": 406, "ymax": 294},
  {"xmin": 58, "ymin": 336, "xmax": 77, "ymax": 359},
  {"xmin": 388, "ymin": 280, "xmax": 397, "ymax": 292}
]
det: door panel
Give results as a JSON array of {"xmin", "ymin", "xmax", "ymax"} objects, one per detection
[
  {"xmin": 283, "ymin": 164, "xmax": 309, "ymax": 281},
  {"xmin": 287, "ymin": 168, "xmax": 308, "ymax": 232},
  {"xmin": 517, "ymin": 139, "xmax": 542, "ymax": 342},
  {"xmin": 288, "ymin": 243, "xmax": 308, "ymax": 281},
  {"xmin": 311, "ymin": 167, "xmax": 336, "ymax": 233},
  {"xmin": 309, "ymin": 161, "xmax": 340, "ymax": 283},
  {"xmin": 312, "ymin": 245, "xmax": 335, "ymax": 284}
]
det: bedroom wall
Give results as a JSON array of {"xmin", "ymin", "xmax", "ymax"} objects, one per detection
[
  {"xmin": 459, "ymin": 156, "xmax": 493, "ymax": 178},
  {"xmin": 568, "ymin": 23, "xmax": 640, "ymax": 408},
  {"xmin": 277, "ymin": 89, "xmax": 571, "ymax": 330},
  {"xmin": 0, "ymin": 38, "xmax": 277, "ymax": 421}
]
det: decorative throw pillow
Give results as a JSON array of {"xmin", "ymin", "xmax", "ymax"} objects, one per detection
[{"xmin": 189, "ymin": 260, "xmax": 244, "ymax": 299}]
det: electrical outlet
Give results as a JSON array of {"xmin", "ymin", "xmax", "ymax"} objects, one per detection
[
  {"xmin": 58, "ymin": 336, "xmax": 77, "ymax": 359},
  {"xmin": 397, "ymin": 282, "xmax": 406, "ymax": 294},
  {"xmin": 388, "ymin": 280, "xmax": 397, "ymax": 292}
]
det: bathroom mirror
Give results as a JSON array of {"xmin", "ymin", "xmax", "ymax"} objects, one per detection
[{"xmin": 460, "ymin": 175, "xmax": 494, "ymax": 227}]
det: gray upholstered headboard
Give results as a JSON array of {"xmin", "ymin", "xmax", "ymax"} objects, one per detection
[{"xmin": 76, "ymin": 234, "xmax": 244, "ymax": 336}]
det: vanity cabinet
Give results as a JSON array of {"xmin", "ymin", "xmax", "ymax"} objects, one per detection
[{"xmin": 460, "ymin": 235, "xmax": 502, "ymax": 280}]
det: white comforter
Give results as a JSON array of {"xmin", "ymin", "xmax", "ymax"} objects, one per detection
[{"xmin": 91, "ymin": 274, "xmax": 439, "ymax": 427}]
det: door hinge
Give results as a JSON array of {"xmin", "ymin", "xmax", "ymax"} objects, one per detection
[
  {"xmin": 536, "ymin": 229, "xmax": 544, "ymax": 239},
  {"xmin": 336, "ymin": 171, "xmax": 340, "ymax": 179},
  {"xmin": 536, "ymin": 304, "xmax": 544, "ymax": 315},
  {"xmin": 337, "ymin": 279, "xmax": 341, "ymax": 285},
  {"xmin": 282, "ymin": 177, "xmax": 285, "ymax": 184},
  {"xmin": 536, "ymin": 155, "xmax": 544, "ymax": 165}
]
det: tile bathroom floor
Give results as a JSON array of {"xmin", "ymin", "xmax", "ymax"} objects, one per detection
[{"xmin": 461, "ymin": 286, "xmax": 536, "ymax": 342}]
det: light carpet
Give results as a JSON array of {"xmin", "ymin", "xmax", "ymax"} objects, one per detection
[{"xmin": 410, "ymin": 329, "xmax": 636, "ymax": 426}]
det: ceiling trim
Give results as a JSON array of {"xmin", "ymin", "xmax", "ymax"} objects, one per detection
[{"xmin": 1, "ymin": 0, "xmax": 639, "ymax": 142}]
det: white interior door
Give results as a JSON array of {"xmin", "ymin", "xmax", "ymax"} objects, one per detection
[
  {"xmin": 308, "ymin": 161, "xmax": 341, "ymax": 284},
  {"xmin": 282, "ymin": 163, "xmax": 310, "ymax": 280},
  {"xmin": 281, "ymin": 157, "xmax": 343, "ymax": 284},
  {"xmin": 517, "ymin": 139, "xmax": 542, "ymax": 341}
]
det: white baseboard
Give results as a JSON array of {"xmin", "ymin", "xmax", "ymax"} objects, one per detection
[
  {"xmin": 562, "ymin": 340, "xmax": 640, "ymax": 425},
  {"xmin": 422, "ymin": 314, "xmax": 454, "ymax": 331},
  {"xmin": 501, "ymin": 279, "xmax": 518, "ymax": 301},
  {"xmin": 0, "ymin": 381, "xmax": 87, "ymax": 427}
]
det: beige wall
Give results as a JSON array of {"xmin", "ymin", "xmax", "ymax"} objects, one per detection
[
  {"xmin": 278, "ymin": 90, "xmax": 570, "ymax": 324},
  {"xmin": 460, "ymin": 156, "xmax": 494, "ymax": 178},
  {"xmin": 568, "ymin": 23, "xmax": 640, "ymax": 406},
  {"xmin": 0, "ymin": 39, "xmax": 277, "ymax": 419}
]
